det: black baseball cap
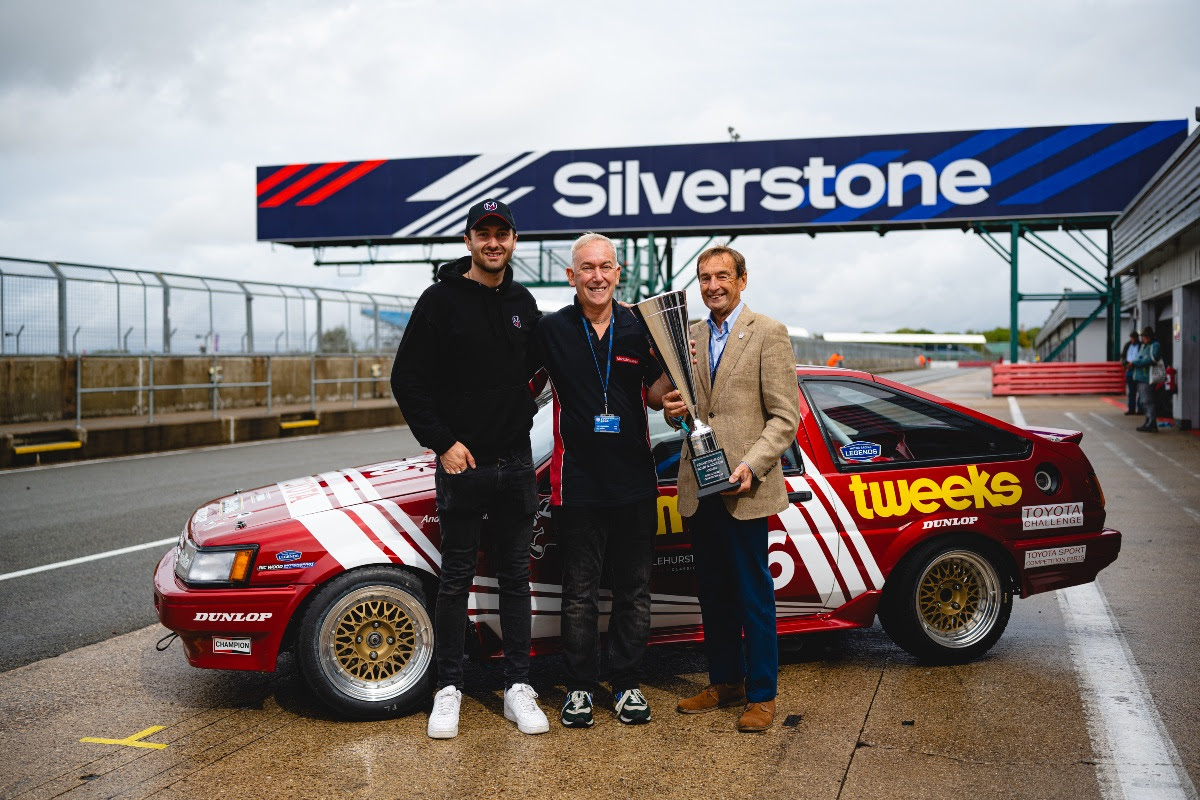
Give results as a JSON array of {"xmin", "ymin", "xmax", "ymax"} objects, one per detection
[{"xmin": 465, "ymin": 199, "xmax": 516, "ymax": 234}]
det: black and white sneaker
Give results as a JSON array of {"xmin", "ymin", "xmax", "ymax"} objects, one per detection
[
  {"xmin": 561, "ymin": 690, "xmax": 594, "ymax": 728},
  {"xmin": 614, "ymin": 688, "xmax": 651, "ymax": 724}
]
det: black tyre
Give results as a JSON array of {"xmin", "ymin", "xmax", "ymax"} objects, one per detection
[
  {"xmin": 297, "ymin": 567, "xmax": 435, "ymax": 719},
  {"xmin": 879, "ymin": 540, "xmax": 1012, "ymax": 664}
]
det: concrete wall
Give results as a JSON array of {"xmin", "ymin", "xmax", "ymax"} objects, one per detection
[{"xmin": 0, "ymin": 354, "xmax": 395, "ymax": 424}]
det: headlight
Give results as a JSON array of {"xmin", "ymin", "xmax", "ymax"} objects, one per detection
[{"xmin": 175, "ymin": 537, "xmax": 257, "ymax": 587}]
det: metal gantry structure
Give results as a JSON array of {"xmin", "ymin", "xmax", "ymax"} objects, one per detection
[{"xmin": 307, "ymin": 217, "xmax": 1124, "ymax": 365}]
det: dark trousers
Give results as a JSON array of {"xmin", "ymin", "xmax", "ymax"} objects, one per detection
[
  {"xmin": 557, "ymin": 498, "xmax": 656, "ymax": 693},
  {"xmin": 1126, "ymin": 371, "xmax": 1141, "ymax": 413},
  {"xmin": 1137, "ymin": 382, "xmax": 1157, "ymax": 428},
  {"xmin": 433, "ymin": 444, "xmax": 537, "ymax": 691},
  {"xmin": 689, "ymin": 495, "xmax": 778, "ymax": 703}
]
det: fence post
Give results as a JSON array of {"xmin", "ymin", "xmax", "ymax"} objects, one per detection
[
  {"xmin": 315, "ymin": 293, "xmax": 323, "ymax": 353},
  {"xmin": 266, "ymin": 355, "xmax": 272, "ymax": 416},
  {"xmin": 156, "ymin": 273, "xmax": 171, "ymax": 353},
  {"xmin": 49, "ymin": 261, "xmax": 68, "ymax": 356},
  {"xmin": 310, "ymin": 353, "xmax": 316, "ymax": 414},
  {"xmin": 75, "ymin": 354, "xmax": 82, "ymax": 429},
  {"xmin": 353, "ymin": 352, "xmax": 358, "ymax": 409},
  {"xmin": 239, "ymin": 281, "xmax": 254, "ymax": 353},
  {"xmin": 149, "ymin": 354, "xmax": 155, "ymax": 424}
]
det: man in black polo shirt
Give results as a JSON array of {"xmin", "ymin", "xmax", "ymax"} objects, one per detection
[{"xmin": 535, "ymin": 232, "xmax": 674, "ymax": 728}]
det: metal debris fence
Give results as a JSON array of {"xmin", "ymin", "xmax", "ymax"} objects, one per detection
[{"xmin": 0, "ymin": 256, "xmax": 419, "ymax": 356}]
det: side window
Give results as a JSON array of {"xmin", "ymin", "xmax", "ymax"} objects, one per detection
[
  {"xmin": 801, "ymin": 379, "xmax": 1030, "ymax": 470},
  {"xmin": 650, "ymin": 414, "xmax": 804, "ymax": 483}
]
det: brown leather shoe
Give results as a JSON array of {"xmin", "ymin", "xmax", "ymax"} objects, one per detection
[
  {"xmin": 676, "ymin": 683, "xmax": 746, "ymax": 714},
  {"xmin": 737, "ymin": 699, "xmax": 776, "ymax": 732}
]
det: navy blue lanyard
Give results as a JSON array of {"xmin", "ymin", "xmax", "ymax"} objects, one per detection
[{"xmin": 581, "ymin": 311, "xmax": 614, "ymax": 414}]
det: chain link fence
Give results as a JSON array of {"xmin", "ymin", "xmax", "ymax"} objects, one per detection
[{"xmin": 0, "ymin": 256, "xmax": 418, "ymax": 357}]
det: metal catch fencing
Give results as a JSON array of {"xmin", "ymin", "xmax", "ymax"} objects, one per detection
[{"xmin": 0, "ymin": 256, "xmax": 418, "ymax": 356}]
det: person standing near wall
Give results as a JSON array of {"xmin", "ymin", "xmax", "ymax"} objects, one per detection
[
  {"xmin": 1121, "ymin": 330, "xmax": 1142, "ymax": 416},
  {"xmin": 1131, "ymin": 326, "xmax": 1161, "ymax": 433}
]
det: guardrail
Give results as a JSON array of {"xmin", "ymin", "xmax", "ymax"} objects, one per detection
[
  {"xmin": 71, "ymin": 353, "xmax": 392, "ymax": 427},
  {"xmin": 992, "ymin": 362, "xmax": 1124, "ymax": 396}
]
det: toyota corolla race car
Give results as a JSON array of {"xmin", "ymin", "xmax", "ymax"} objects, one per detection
[{"xmin": 154, "ymin": 366, "xmax": 1120, "ymax": 719}]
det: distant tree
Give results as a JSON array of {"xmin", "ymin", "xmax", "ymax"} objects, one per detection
[
  {"xmin": 891, "ymin": 327, "xmax": 934, "ymax": 335},
  {"xmin": 319, "ymin": 326, "xmax": 354, "ymax": 353},
  {"xmin": 966, "ymin": 326, "xmax": 1040, "ymax": 348}
]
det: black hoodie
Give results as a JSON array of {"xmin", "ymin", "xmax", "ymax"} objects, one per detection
[{"xmin": 391, "ymin": 256, "xmax": 541, "ymax": 462}]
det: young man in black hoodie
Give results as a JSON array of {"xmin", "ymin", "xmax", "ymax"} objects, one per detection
[{"xmin": 391, "ymin": 199, "xmax": 548, "ymax": 739}]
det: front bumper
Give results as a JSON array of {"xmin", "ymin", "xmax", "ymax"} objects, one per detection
[
  {"xmin": 153, "ymin": 547, "xmax": 315, "ymax": 672},
  {"xmin": 1007, "ymin": 527, "xmax": 1121, "ymax": 597}
]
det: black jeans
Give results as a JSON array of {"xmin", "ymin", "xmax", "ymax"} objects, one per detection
[
  {"xmin": 1137, "ymin": 382, "xmax": 1157, "ymax": 428},
  {"xmin": 434, "ymin": 443, "xmax": 537, "ymax": 691},
  {"xmin": 557, "ymin": 498, "xmax": 657, "ymax": 694}
]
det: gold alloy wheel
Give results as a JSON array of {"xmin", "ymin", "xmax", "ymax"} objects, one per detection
[
  {"xmin": 317, "ymin": 584, "xmax": 433, "ymax": 702},
  {"xmin": 915, "ymin": 549, "xmax": 1002, "ymax": 649}
]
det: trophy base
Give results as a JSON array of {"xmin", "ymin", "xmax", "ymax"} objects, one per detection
[{"xmin": 692, "ymin": 449, "xmax": 733, "ymax": 498}]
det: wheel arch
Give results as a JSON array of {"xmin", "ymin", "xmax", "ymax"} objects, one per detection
[
  {"xmin": 882, "ymin": 528, "xmax": 1020, "ymax": 595},
  {"xmin": 281, "ymin": 562, "xmax": 440, "ymax": 655}
]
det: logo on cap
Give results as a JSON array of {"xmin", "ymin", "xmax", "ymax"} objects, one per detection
[{"xmin": 483, "ymin": 200, "xmax": 498, "ymax": 211}]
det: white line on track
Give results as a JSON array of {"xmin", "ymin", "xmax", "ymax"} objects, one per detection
[
  {"xmin": 1088, "ymin": 413, "xmax": 1200, "ymax": 480},
  {"xmin": 0, "ymin": 537, "xmax": 177, "ymax": 583},
  {"xmin": 1057, "ymin": 583, "xmax": 1197, "ymax": 800},
  {"xmin": 1, "ymin": 424, "xmax": 411, "ymax": 474},
  {"xmin": 1066, "ymin": 413, "xmax": 1200, "ymax": 525},
  {"xmin": 1007, "ymin": 395, "xmax": 1027, "ymax": 427}
]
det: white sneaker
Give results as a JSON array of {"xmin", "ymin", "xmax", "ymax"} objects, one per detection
[
  {"xmin": 503, "ymin": 683, "xmax": 549, "ymax": 734},
  {"xmin": 428, "ymin": 686, "xmax": 461, "ymax": 739}
]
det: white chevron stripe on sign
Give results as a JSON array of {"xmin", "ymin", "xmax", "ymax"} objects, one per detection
[
  {"xmin": 427, "ymin": 185, "xmax": 537, "ymax": 237},
  {"xmin": 407, "ymin": 152, "xmax": 522, "ymax": 202}
]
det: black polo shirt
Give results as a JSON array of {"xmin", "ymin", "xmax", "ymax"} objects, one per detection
[{"xmin": 535, "ymin": 298, "xmax": 663, "ymax": 507}]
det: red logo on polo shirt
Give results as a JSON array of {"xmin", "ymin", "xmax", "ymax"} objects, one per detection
[
  {"xmin": 615, "ymin": 355, "xmax": 638, "ymax": 365},
  {"xmin": 512, "ymin": 315, "xmax": 522, "ymax": 328}
]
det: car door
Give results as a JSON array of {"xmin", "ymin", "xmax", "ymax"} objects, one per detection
[{"xmin": 647, "ymin": 401, "xmax": 838, "ymax": 628}]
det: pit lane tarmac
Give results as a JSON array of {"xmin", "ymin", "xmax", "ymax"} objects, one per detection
[{"xmin": 2, "ymin": 384, "xmax": 1197, "ymax": 800}]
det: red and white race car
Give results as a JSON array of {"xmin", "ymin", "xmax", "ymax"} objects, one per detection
[{"xmin": 154, "ymin": 366, "xmax": 1120, "ymax": 718}]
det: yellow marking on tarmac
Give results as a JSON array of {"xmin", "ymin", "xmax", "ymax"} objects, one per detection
[
  {"xmin": 14, "ymin": 440, "xmax": 82, "ymax": 455},
  {"xmin": 280, "ymin": 419, "xmax": 320, "ymax": 429},
  {"xmin": 80, "ymin": 725, "xmax": 168, "ymax": 750}
]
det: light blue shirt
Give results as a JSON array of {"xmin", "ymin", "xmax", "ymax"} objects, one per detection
[{"xmin": 707, "ymin": 301, "xmax": 745, "ymax": 381}]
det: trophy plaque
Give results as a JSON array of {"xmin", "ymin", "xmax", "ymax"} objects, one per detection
[{"xmin": 633, "ymin": 291, "xmax": 733, "ymax": 498}]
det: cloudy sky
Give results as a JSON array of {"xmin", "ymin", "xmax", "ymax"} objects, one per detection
[{"xmin": 1, "ymin": 0, "xmax": 1196, "ymax": 336}]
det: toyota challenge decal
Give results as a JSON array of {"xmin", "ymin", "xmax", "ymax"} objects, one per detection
[{"xmin": 848, "ymin": 466, "xmax": 1022, "ymax": 519}]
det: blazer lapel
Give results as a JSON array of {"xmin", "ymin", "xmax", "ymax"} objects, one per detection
[
  {"xmin": 710, "ymin": 308, "xmax": 755, "ymax": 405},
  {"xmin": 694, "ymin": 321, "xmax": 712, "ymax": 408}
]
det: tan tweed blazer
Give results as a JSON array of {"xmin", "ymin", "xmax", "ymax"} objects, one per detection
[{"xmin": 672, "ymin": 306, "xmax": 801, "ymax": 520}]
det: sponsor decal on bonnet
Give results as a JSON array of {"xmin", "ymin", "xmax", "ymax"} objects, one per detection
[
  {"xmin": 212, "ymin": 637, "xmax": 251, "ymax": 655},
  {"xmin": 275, "ymin": 550, "xmax": 302, "ymax": 562},
  {"xmin": 220, "ymin": 496, "xmax": 243, "ymax": 515},
  {"xmin": 1024, "ymin": 545, "xmax": 1087, "ymax": 568},
  {"xmin": 1022, "ymin": 502, "xmax": 1083, "ymax": 530}
]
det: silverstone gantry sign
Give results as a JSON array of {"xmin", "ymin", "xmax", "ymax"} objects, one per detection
[{"xmin": 256, "ymin": 120, "xmax": 1186, "ymax": 245}]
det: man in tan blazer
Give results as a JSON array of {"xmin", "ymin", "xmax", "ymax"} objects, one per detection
[{"xmin": 662, "ymin": 245, "xmax": 800, "ymax": 732}]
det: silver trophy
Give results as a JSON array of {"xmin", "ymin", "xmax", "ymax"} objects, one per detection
[{"xmin": 633, "ymin": 291, "xmax": 732, "ymax": 498}]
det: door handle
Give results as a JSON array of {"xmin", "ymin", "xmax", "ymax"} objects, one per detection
[{"xmin": 787, "ymin": 490, "xmax": 812, "ymax": 503}]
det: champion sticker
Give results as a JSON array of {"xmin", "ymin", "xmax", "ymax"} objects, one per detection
[
  {"xmin": 840, "ymin": 441, "xmax": 882, "ymax": 462},
  {"xmin": 1024, "ymin": 545, "xmax": 1087, "ymax": 569},
  {"xmin": 275, "ymin": 549, "xmax": 302, "ymax": 562},
  {"xmin": 1021, "ymin": 502, "xmax": 1083, "ymax": 530},
  {"xmin": 212, "ymin": 637, "xmax": 251, "ymax": 655}
]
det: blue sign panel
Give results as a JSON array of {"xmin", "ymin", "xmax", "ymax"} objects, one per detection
[{"xmin": 256, "ymin": 120, "xmax": 1186, "ymax": 244}]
